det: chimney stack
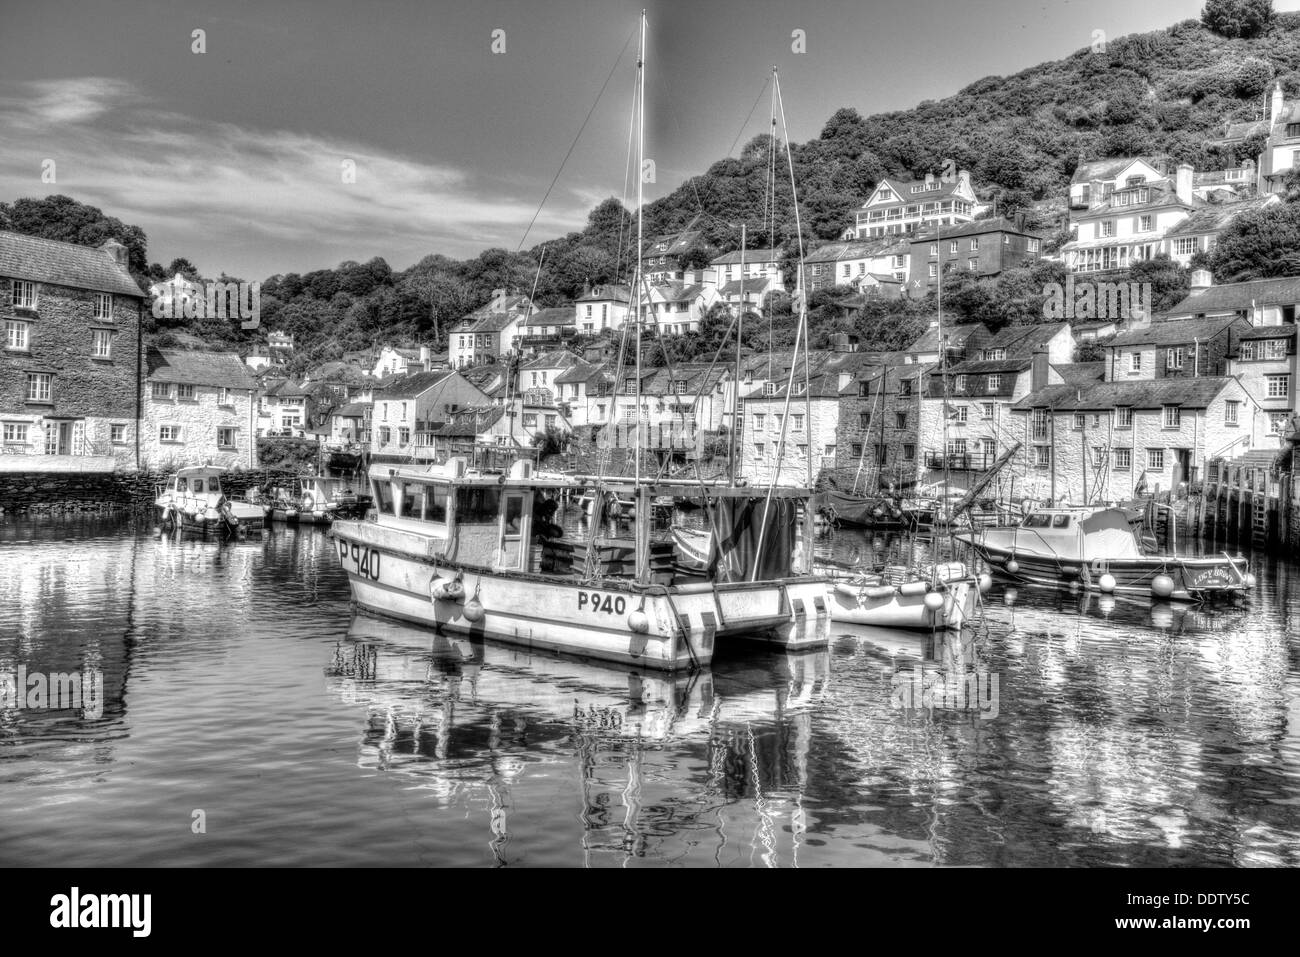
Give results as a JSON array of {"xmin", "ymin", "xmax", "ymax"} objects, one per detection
[
  {"xmin": 1175, "ymin": 163, "xmax": 1194, "ymax": 206},
  {"xmin": 1031, "ymin": 348, "xmax": 1049, "ymax": 393},
  {"xmin": 100, "ymin": 239, "xmax": 128, "ymax": 267},
  {"xmin": 1190, "ymin": 269, "xmax": 1213, "ymax": 291},
  {"xmin": 1272, "ymin": 81, "xmax": 1285, "ymax": 125}
]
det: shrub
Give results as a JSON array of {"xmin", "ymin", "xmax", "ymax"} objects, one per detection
[{"xmin": 1201, "ymin": 0, "xmax": 1274, "ymax": 39}]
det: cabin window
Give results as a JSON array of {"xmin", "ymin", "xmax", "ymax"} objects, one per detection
[
  {"xmin": 426, "ymin": 486, "xmax": 448, "ymax": 522},
  {"xmin": 1052, "ymin": 515, "xmax": 1071, "ymax": 529},
  {"xmin": 456, "ymin": 487, "xmax": 501, "ymax": 526},
  {"xmin": 1022, "ymin": 515, "xmax": 1053, "ymax": 528},
  {"xmin": 400, "ymin": 482, "xmax": 424, "ymax": 519},
  {"xmin": 373, "ymin": 480, "xmax": 395, "ymax": 515}
]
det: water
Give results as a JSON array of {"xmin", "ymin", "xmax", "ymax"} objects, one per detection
[{"xmin": 1, "ymin": 514, "xmax": 1298, "ymax": 867}]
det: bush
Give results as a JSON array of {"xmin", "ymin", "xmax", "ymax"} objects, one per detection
[{"xmin": 1201, "ymin": 0, "xmax": 1274, "ymax": 39}]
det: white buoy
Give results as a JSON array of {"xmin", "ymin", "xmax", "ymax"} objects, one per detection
[
  {"xmin": 1243, "ymin": 573, "xmax": 1257, "ymax": 589},
  {"xmin": 627, "ymin": 608, "xmax": 650, "ymax": 633},
  {"xmin": 977, "ymin": 573, "xmax": 992, "ymax": 594},
  {"xmin": 923, "ymin": 590, "xmax": 945, "ymax": 612},
  {"xmin": 463, "ymin": 593, "xmax": 485, "ymax": 622},
  {"xmin": 1151, "ymin": 574, "xmax": 1175, "ymax": 599},
  {"xmin": 1098, "ymin": 573, "xmax": 1117, "ymax": 594},
  {"xmin": 1005, "ymin": 558, "xmax": 1020, "ymax": 575}
]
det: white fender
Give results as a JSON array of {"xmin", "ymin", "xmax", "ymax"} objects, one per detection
[{"xmin": 899, "ymin": 581, "xmax": 928, "ymax": 597}]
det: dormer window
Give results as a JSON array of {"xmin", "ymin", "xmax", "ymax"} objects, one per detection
[{"xmin": 984, "ymin": 348, "xmax": 1006, "ymax": 361}]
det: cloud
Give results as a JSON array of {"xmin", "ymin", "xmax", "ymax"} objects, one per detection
[{"xmin": 0, "ymin": 77, "xmax": 590, "ymax": 275}]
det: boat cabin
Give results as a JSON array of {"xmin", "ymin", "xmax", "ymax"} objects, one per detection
[
  {"xmin": 161, "ymin": 466, "xmax": 231, "ymax": 510},
  {"xmin": 366, "ymin": 457, "xmax": 815, "ymax": 583}
]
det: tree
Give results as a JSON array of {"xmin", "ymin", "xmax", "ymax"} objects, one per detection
[
  {"xmin": 1203, "ymin": 203, "xmax": 1300, "ymax": 280},
  {"xmin": 1201, "ymin": 0, "xmax": 1274, "ymax": 38}
]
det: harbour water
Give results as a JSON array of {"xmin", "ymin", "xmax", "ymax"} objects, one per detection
[{"xmin": 1, "ymin": 514, "xmax": 1298, "ymax": 867}]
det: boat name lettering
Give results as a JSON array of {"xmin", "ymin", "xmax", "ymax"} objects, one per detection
[
  {"xmin": 338, "ymin": 539, "xmax": 381, "ymax": 580},
  {"xmin": 578, "ymin": 591, "xmax": 626, "ymax": 615}
]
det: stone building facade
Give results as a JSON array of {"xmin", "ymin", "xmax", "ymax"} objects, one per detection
[{"xmin": 141, "ymin": 347, "xmax": 259, "ymax": 469}]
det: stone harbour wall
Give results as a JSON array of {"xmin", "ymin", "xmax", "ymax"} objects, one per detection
[{"xmin": 0, "ymin": 467, "xmax": 304, "ymax": 516}]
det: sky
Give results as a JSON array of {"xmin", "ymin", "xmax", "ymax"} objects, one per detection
[{"xmin": 2, "ymin": 0, "xmax": 1297, "ymax": 280}]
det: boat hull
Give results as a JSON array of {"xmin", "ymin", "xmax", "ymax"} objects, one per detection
[
  {"xmin": 826, "ymin": 579, "xmax": 975, "ymax": 630},
  {"xmin": 959, "ymin": 536, "xmax": 1248, "ymax": 602},
  {"xmin": 330, "ymin": 520, "xmax": 831, "ymax": 670}
]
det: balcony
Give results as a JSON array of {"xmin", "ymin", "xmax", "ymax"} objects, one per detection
[{"xmin": 924, "ymin": 451, "xmax": 995, "ymax": 471}]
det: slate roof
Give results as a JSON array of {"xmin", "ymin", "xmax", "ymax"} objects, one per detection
[
  {"xmin": 906, "ymin": 322, "xmax": 987, "ymax": 355},
  {"xmin": 0, "ymin": 230, "xmax": 144, "ymax": 298},
  {"xmin": 518, "ymin": 307, "xmax": 574, "ymax": 329},
  {"xmin": 1079, "ymin": 179, "xmax": 1191, "ymax": 218},
  {"xmin": 1165, "ymin": 196, "xmax": 1278, "ymax": 237},
  {"xmin": 575, "ymin": 284, "xmax": 630, "ymax": 303},
  {"xmin": 1109, "ymin": 316, "xmax": 1240, "ymax": 347},
  {"xmin": 653, "ymin": 282, "xmax": 706, "ymax": 302},
  {"xmin": 710, "ymin": 248, "xmax": 782, "ymax": 265},
  {"xmin": 1052, "ymin": 362, "xmax": 1106, "ymax": 385},
  {"xmin": 451, "ymin": 312, "xmax": 518, "ymax": 334},
  {"xmin": 641, "ymin": 216, "xmax": 706, "ymax": 258},
  {"xmin": 1069, "ymin": 156, "xmax": 1163, "ymax": 186},
  {"xmin": 434, "ymin": 406, "xmax": 505, "ymax": 436},
  {"xmin": 1012, "ymin": 377, "xmax": 1234, "ymax": 412},
  {"xmin": 1237, "ymin": 323, "xmax": 1297, "ymax": 341},
  {"xmin": 717, "ymin": 278, "xmax": 777, "ymax": 296},
  {"xmin": 335, "ymin": 402, "xmax": 371, "ymax": 417},
  {"xmin": 864, "ymin": 176, "xmax": 968, "ymax": 207},
  {"xmin": 374, "ymin": 369, "xmax": 456, "ymax": 398},
  {"xmin": 909, "ymin": 216, "xmax": 1042, "ymax": 243},
  {"xmin": 147, "ymin": 347, "xmax": 257, "ymax": 389},
  {"xmin": 805, "ymin": 237, "xmax": 909, "ymax": 264},
  {"xmin": 520, "ymin": 349, "xmax": 582, "ymax": 371},
  {"xmin": 982, "ymin": 322, "xmax": 1069, "ymax": 355},
  {"xmin": 1167, "ymin": 277, "xmax": 1300, "ymax": 316},
  {"xmin": 1205, "ymin": 120, "xmax": 1270, "ymax": 145}
]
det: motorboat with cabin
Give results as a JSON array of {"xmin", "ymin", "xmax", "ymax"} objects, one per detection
[
  {"xmin": 329, "ymin": 457, "xmax": 832, "ymax": 670},
  {"xmin": 955, "ymin": 506, "xmax": 1254, "ymax": 602},
  {"xmin": 154, "ymin": 466, "xmax": 266, "ymax": 537}
]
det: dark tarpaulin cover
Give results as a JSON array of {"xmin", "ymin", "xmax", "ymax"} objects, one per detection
[
  {"xmin": 706, "ymin": 497, "xmax": 796, "ymax": 582},
  {"xmin": 813, "ymin": 490, "xmax": 889, "ymax": 526}
]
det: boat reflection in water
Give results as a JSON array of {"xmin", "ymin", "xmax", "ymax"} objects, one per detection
[{"xmin": 329, "ymin": 611, "xmax": 830, "ymax": 866}]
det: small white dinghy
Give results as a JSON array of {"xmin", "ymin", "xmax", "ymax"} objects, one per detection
[{"xmin": 825, "ymin": 562, "xmax": 979, "ymax": 631}]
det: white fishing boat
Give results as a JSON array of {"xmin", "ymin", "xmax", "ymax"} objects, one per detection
[
  {"xmin": 154, "ymin": 466, "xmax": 265, "ymax": 537},
  {"xmin": 330, "ymin": 458, "xmax": 830, "ymax": 669},
  {"xmin": 823, "ymin": 561, "xmax": 978, "ymax": 630}
]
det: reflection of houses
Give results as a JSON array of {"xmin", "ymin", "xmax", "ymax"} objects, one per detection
[
  {"xmin": 142, "ymin": 346, "xmax": 258, "ymax": 468},
  {"xmin": 370, "ymin": 369, "xmax": 492, "ymax": 462},
  {"xmin": 0, "ymin": 232, "xmax": 144, "ymax": 467}
]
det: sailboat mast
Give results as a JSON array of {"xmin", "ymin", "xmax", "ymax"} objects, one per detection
[
  {"xmin": 633, "ymin": 9, "xmax": 649, "ymax": 585},
  {"xmin": 730, "ymin": 223, "xmax": 745, "ymax": 484}
]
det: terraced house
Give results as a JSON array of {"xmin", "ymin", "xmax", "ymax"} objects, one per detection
[
  {"xmin": 142, "ymin": 347, "xmax": 257, "ymax": 469},
  {"xmin": 0, "ymin": 232, "xmax": 145, "ymax": 468}
]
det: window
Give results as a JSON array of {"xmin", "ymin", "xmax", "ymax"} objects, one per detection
[
  {"xmin": 1100, "ymin": 220, "xmax": 1115, "ymax": 238},
  {"xmin": 1129, "ymin": 352, "xmax": 1142, "ymax": 373},
  {"xmin": 218, "ymin": 387, "xmax": 232, "ymax": 406},
  {"xmin": 987, "ymin": 374, "xmax": 1001, "ymax": 391},
  {"xmin": 968, "ymin": 259, "xmax": 978, "ymax": 272},
  {"xmin": 110, "ymin": 424, "xmax": 125, "ymax": 444},
  {"xmin": 949, "ymin": 240, "xmax": 959, "ymax": 254},
  {"xmin": 12, "ymin": 280, "xmax": 36, "ymax": 308},
  {"xmin": 152, "ymin": 381, "xmax": 172, "ymax": 400},
  {"xmin": 94, "ymin": 293, "xmax": 112, "ymax": 320},
  {"xmin": 1147, "ymin": 448, "xmax": 1164, "ymax": 471},
  {"xmin": 899, "ymin": 379, "xmax": 913, "ymax": 397},
  {"xmin": 929, "ymin": 243, "xmax": 938, "ymax": 257},
  {"xmin": 774, "ymin": 414, "xmax": 784, "ymax": 432},
  {"xmin": 1162, "ymin": 405, "xmax": 1181, "ymax": 428},
  {"xmin": 177, "ymin": 384, "xmax": 196, "ymax": 400},
  {"xmin": 859, "ymin": 412, "xmax": 872, "ymax": 429},
  {"xmin": 26, "ymin": 373, "xmax": 51, "ymax": 402},
  {"xmin": 754, "ymin": 442, "xmax": 765, "ymax": 460},
  {"xmin": 1092, "ymin": 447, "xmax": 1107, "ymax": 467},
  {"xmin": 763, "ymin": 381, "xmax": 778, "ymax": 396},
  {"xmin": 1264, "ymin": 338, "xmax": 1288, "ymax": 360},
  {"xmin": 1114, "ymin": 448, "xmax": 1132, "ymax": 470},
  {"xmin": 969, "ymin": 238, "xmax": 979, "ymax": 251},
  {"xmin": 1115, "ymin": 406, "xmax": 1133, "ymax": 428},
  {"xmin": 947, "ymin": 438, "xmax": 967, "ymax": 456},
  {"xmin": 1225, "ymin": 400, "xmax": 1239, "ymax": 426},
  {"xmin": 954, "ymin": 374, "xmax": 967, "ymax": 392},
  {"xmin": 4, "ymin": 319, "xmax": 29, "ymax": 351},
  {"xmin": 1268, "ymin": 374, "xmax": 1290, "ymax": 398},
  {"xmin": 398, "ymin": 427, "xmax": 411, "ymax": 445},
  {"xmin": 159, "ymin": 425, "xmax": 181, "ymax": 443},
  {"xmin": 3, "ymin": 423, "xmax": 29, "ymax": 444},
  {"xmin": 895, "ymin": 411, "xmax": 907, "ymax": 429},
  {"xmin": 842, "ymin": 264, "xmax": 851, "ymax": 278},
  {"xmin": 1240, "ymin": 341, "xmax": 1256, "ymax": 361},
  {"xmin": 851, "ymin": 443, "xmax": 863, "ymax": 457},
  {"xmin": 1032, "ymin": 446, "xmax": 1051, "ymax": 469},
  {"xmin": 981, "ymin": 402, "xmax": 994, "ymax": 419},
  {"xmin": 217, "ymin": 427, "xmax": 236, "ymax": 447},
  {"xmin": 753, "ymin": 413, "xmax": 766, "ymax": 431},
  {"xmin": 673, "ymin": 379, "xmax": 688, "ymax": 394},
  {"xmin": 1028, "ymin": 239, "xmax": 1040, "ymax": 253},
  {"xmin": 379, "ymin": 426, "xmax": 391, "ymax": 445},
  {"xmin": 903, "ymin": 444, "xmax": 916, "ymax": 461},
  {"xmin": 92, "ymin": 329, "xmax": 113, "ymax": 359},
  {"xmin": 1138, "ymin": 215, "xmax": 1153, "ymax": 232},
  {"xmin": 1165, "ymin": 347, "xmax": 1185, "ymax": 371},
  {"xmin": 1173, "ymin": 237, "xmax": 1198, "ymax": 257},
  {"xmin": 522, "ymin": 413, "xmax": 537, "ymax": 429},
  {"xmin": 1032, "ymin": 408, "xmax": 1049, "ymax": 441},
  {"xmin": 952, "ymin": 405, "xmax": 968, "ymax": 424},
  {"xmin": 1073, "ymin": 412, "xmax": 1085, "ymax": 430},
  {"xmin": 928, "ymin": 263, "xmax": 937, "ymax": 278},
  {"xmin": 1270, "ymin": 411, "xmax": 1288, "ymax": 434},
  {"xmin": 984, "ymin": 348, "xmax": 1006, "ymax": 361},
  {"xmin": 792, "ymin": 414, "xmax": 804, "ymax": 431}
]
